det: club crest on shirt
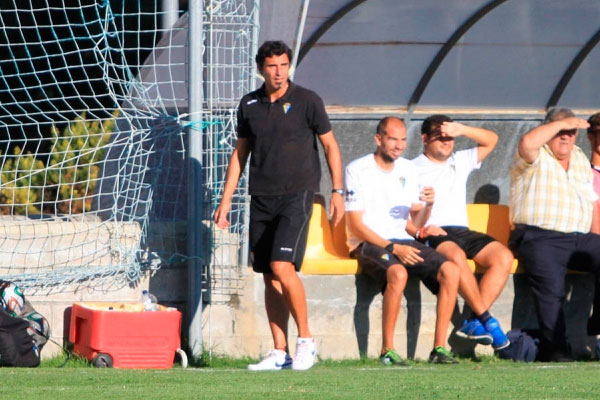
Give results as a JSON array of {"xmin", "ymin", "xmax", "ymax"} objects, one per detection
[
  {"xmin": 283, "ymin": 102, "xmax": 292, "ymax": 114},
  {"xmin": 389, "ymin": 205, "xmax": 409, "ymax": 220},
  {"xmin": 399, "ymin": 176, "xmax": 406, "ymax": 188},
  {"xmin": 345, "ymin": 189, "xmax": 356, "ymax": 203},
  {"xmin": 381, "ymin": 253, "xmax": 390, "ymax": 261}
]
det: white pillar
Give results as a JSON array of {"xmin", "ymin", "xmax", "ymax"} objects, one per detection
[{"xmin": 187, "ymin": 0, "xmax": 204, "ymax": 360}]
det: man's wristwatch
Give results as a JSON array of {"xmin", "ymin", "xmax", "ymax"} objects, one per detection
[
  {"xmin": 385, "ymin": 242, "xmax": 394, "ymax": 253},
  {"xmin": 331, "ymin": 188, "xmax": 345, "ymax": 195}
]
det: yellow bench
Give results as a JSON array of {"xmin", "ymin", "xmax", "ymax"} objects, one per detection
[
  {"xmin": 465, "ymin": 203, "xmax": 521, "ymax": 273},
  {"xmin": 301, "ymin": 196, "xmax": 360, "ymax": 275},
  {"xmin": 300, "ymin": 199, "xmax": 521, "ymax": 275}
]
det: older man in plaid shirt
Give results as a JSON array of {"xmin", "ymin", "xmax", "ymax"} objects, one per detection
[{"xmin": 509, "ymin": 108, "xmax": 600, "ymax": 362}]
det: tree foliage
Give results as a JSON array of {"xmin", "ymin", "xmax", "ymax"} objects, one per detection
[{"xmin": 0, "ymin": 112, "xmax": 117, "ymax": 215}]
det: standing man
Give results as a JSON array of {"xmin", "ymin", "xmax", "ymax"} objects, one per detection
[
  {"xmin": 411, "ymin": 115, "xmax": 513, "ymax": 348},
  {"xmin": 346, "ymin": 116, "xmax": 462, "ymax": 364},
  {"xmin": 509, "ymin": 108, "xmax": 600, "ymax": 361},
  {"xmin": 214, "ymin": 41, "xmax": 344, "ymax": 371}
]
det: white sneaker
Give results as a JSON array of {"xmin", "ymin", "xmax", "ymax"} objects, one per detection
[
  {"xmin": 292, "ymin": 338, "xmax": 317, "ymax": 370},
  {"xmin": 247, "ymin": 349, "xmax": 292, "ymax": 371}
]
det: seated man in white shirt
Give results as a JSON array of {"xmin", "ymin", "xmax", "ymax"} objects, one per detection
[
  {"xmin": 411, "ymin": 115, "xmax": 514, "ymax": 347},
  {"xmin": 345, "ymin": 116, "xmax": 508, "ymax": 365}
]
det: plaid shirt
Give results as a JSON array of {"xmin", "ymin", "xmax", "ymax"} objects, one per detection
[{"xmin": 510, "ymin": 144, "xmax": 597, "ymax": 233}]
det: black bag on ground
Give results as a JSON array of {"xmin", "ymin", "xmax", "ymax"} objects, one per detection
[
  {"xmin": 496, "ymin": 329, "xmax": 539, "ymax": 362},
  {"xmin": 0, "ymin": 280, "xmax": 49, "ymax": 368},
  {"xmin": 0, "ymin": 309, "xmax": 39, "ymax": 367}
]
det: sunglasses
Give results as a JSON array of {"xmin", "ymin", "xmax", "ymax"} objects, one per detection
[
  {"xmin": 428, "ymin": 134, "xmax": 455, "ymax": 142},
  {"xmin": 556, "ymin": 129, "xmax": 577, "ymax": 136}
]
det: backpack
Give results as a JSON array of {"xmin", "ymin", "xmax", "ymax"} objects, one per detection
[
  {"xmin": 0, "ymin": 308, "xmax": 40, "ymax": 367},
  {"xmin": 0, "ymin": 280, "xmax": 50, "ymax": 367},
  {"xmin": 497, "ymin": 329, "xmax": 539, "ymax": 362}
]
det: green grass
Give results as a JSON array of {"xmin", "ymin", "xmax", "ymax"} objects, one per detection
[{"xmin": 2, "ymin": 353, "xmax": 598, "ymax": 399}]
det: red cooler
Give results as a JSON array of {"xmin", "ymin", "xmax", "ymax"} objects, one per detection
[{"xmin": 69, "ymin": 302, "xmax": 182, "ymax": 369}]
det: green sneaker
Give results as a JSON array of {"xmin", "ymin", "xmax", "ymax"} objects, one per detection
[
  {"xmin": 428, "ymin": 346, "xmax": 458, "ymax": 364},
  {"xmin": 379, "ymin": 349, "xmax": 408, "ymax": 366}
]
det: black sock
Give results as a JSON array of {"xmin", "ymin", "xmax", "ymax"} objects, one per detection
[{"xmin": 477, "ymin": 311, "xmax": 492, "ymax": 324}]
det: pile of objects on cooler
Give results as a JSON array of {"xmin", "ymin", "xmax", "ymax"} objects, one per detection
[{"xmin": 0, "ymin": 280, "xmax": 50, "ymax": 367}]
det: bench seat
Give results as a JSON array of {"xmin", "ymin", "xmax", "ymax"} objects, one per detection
[
  {"xmin": 465, "ymin": 203, "xmax": 521, "ymax": 274},
  {"xmin": 301, "ymin": 197, "xmax": 359, "ymax": 274},
  {"xmin": 301, "ymin": 200, "xmax": 521, "ymax": 275}
]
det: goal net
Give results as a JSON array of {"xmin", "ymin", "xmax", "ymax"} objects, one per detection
[{"xmin": 0, "ymin": 1, "xmax": 257, "ymax": 295}]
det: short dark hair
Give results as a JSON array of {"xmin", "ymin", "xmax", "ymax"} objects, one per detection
[
  {"xmin": 376, "ymin": 116, "xmax": 404, "ymax": 136},
  {"xmin": 421, "ymin": 114, "xmax": 453, "ymax": 137},
  {"xmin": 255, "ymin": 40, "xmax": 292, "ymax": 68},
  {"xmin": 588, "ymin": 112, "xmax": 600, "ymax": 132}
]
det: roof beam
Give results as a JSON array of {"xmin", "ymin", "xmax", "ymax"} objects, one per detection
[
  {"xmin": 546, "ymin": 27, "xmax": 600, "ymax": 110},
  {"xmin": 297, "ymin": 0, "xmax": 370, "ymax": 65},
  {"xmin": 407, "ymin": 0, "xmax": 509, "ymax": 112}
]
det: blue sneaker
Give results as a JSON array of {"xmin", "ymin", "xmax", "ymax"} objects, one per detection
[
  {"xmin": 483, "ymin": 317, "xmax": 510, "ymax": 350},
  {"xmin": 456, "ymin": 319, "xmax": 493, "ymax": 345}
]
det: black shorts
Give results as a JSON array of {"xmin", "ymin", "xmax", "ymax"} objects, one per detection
[
  {"xmin": 350, "ymin": 240, "xmax": 447, "ymax": 294},
  {"xmin": 426, "ymin": 226, "xmax": 495, "ymax": 259},
  {"xmin": 249, "ymin": 190, "xmax": 314, "ymax": 274}
]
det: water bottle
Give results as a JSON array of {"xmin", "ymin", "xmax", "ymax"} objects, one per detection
[{"xmin": 141, "ymin": 289, "xmax": 159, "ymax": 311}]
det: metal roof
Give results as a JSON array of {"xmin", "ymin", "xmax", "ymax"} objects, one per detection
[{"xmin": 292, "ymin": 0, "xmax": 600, "ymax": 111}]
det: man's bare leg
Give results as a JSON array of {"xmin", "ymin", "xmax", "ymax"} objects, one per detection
[
  {"xmin": 473, "ymin": 242, "xmax": 513, "ymax": 309},
  {"xmin": 381, "ymin": 264, "xmax": 408, "ymax": 353},
  {"xmin": 270, "ymin": 261, "xmax": 311, "ymax": 338},
  {"xmin": 436, "ymin": 241, "xmax": 486, "ymax": 315},
  {"xmin": 263, "ymin": 273, "xmax": 290, "ymax": 351},
  {"xmin": 434, "ymin": 261, "xmax": 460, "ymax": 347}
]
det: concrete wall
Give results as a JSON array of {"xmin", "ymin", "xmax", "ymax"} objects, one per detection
[
  {"xmin": 34, "ymin": 112, "xmax": 599, "ymax": 361},
  {"xmin": 320, "ymin": 113, "xmax": 593, "ymax": 206},
  {"xmin": 36, "ymin": 264, "xmax": 597, "ymax": 362},
  {"xmin": 196, "ymin": 112, "xmax": 598, "ymax": 360},
  {"xmin": 8, "ymin": 219, "xmax": 146, "ymax": 360},
  {"xmin": 200, "ymin": 271, "xmax": 597, "ymax": 361}
]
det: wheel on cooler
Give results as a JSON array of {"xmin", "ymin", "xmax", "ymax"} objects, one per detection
[{"xmin": 92, "ymin": 353, "xmax": 113, "ymax": 368}]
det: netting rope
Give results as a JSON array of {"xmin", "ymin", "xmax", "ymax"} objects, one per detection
[{"xmin": 0, "ymin": 1, "xmax": 257, "ymax": 296}]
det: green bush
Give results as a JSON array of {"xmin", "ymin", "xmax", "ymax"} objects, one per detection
[
  {"xmin": 0, "ymin": 112, "xmax": 117, "ymax": 215},
  {"xmin": 0, "ymin": 147, "xmax": 45, "ymax": 215}
]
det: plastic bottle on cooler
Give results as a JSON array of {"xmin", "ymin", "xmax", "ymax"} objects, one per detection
[{"xmin": 141, "ymin": 289, "xmax": 159, "ymax": 311}]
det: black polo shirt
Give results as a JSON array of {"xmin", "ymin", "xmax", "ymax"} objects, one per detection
[{"xmin": 237, "ymin": 81, "xmax": 332, "ymax": 195}]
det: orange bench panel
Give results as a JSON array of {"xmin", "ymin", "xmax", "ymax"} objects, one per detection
[
  {"xmin": 466, "ymin": 204, "xmax": 521, "ymax": 273},
  {"xmin": 300, "ymin": 201, "xmax": 359, "ymax": 274}
]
